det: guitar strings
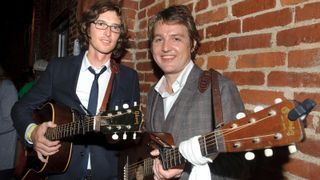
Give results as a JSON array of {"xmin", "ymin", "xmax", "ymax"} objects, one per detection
[
  {"xmin": 45, "ymin": 110, "xmax": 138, "ymax": 140},
  {"xmin": 125, "ymin": 112, "xmax": 275, "ymax": 177}
]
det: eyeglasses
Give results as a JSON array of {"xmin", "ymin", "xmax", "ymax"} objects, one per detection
[{"xmin": 93, "ymin": 20, "xmax": 121, "ymax": 33}]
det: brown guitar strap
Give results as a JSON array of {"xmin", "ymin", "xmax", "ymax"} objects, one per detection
[
  {"xmin": 198, "ymin": 68, "xmax": 223, "ymax": 127},
  {"xmin": 99, "ymin": 59, "xmax": 119, "ymax": 113}
]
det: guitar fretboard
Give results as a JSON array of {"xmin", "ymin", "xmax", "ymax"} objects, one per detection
[{"xmin": 45, "ymin": 116, "xmax": 94, "ymax": 140}]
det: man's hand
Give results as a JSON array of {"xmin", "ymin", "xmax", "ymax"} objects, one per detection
[
  {"xmin": 31, "ymin": 121, "xmax": 61, "ymax": 163},
  {"xmin": 151, "ymin": 149, "xmax": 183, "ymax": 180}
]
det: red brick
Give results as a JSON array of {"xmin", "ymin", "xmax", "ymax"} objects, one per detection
[
  {"xmin": 123, "ymin": 8, "xmax": 137, "ymax": 20},
  {"xmin": 283, "ymin": 158, "xmax": 320, "ymax": 180},
  {"xmin": 237, "ymin": 52, "xmax": 285, "ymax": 68},
  {"xmin": 138, "ymin": 9, "xmax": 146, "ymax": 19},
  {"xmin": 137, "ymin": 40, "xmax": 148, "ymax": 49},
  {"xmin": 296, "ymin": 2, "xmax": 320, "ymax": 22},
  {"xmin": 280, "ymin": 0, "xmax": 305, "ymax": 6},
  {"xmin": 240, "ymin": 89, "xmax": 285, "ymax": 105},
  {"xmin": 140, "ymin": 83, "xmax": 152, "ymax": 93},
  {"xmin": 243, "ymin": 8, "xmax": 292, "ymax": 32},
  {"xmin": 288, "ymin": 48, "xmax": 320, "ymax": 68},
  {"xmin": 136, "ymin": 51, "xmax": 147, "ymax": 60},
  {"xmin": 277, "ymin": 23, "xmax": 320, "ymax": 46},
  {"xmin": 198, "ymin": 39, "xmax": 227, "ymax": 54},
  {"xmin": 169, "ymin": 0, "xmax": 193, "ymax": 6},
  {"xmin": 229, "ymin": 34, "xmax": 271, "ymax": 51},
  {"xmin": 195, "ymin": 0, "xmax": 209, "ymax": 11},
  {"xmin": 210, "ymin": 0, "xmax": 226, "ymax": 6},
  {"xmin": 207, "ymin": 55, "xmax": 229, "ymax": 70},
  {"xmin": 232, "ymin": 0, "xmax": 276, "ymax": 17},
  {"xmin": 122, "ymin": 0, "xmax": 138, "ymax": 10},
  {"xmin": 136, "ymin": 61, "xmax": 153, "ymax": 71},
  {"xmin": 296, "ymin": 138, "xmax": 320, "ymax": 158},
  {"xmin": 145, "ymin": 72, "xmax": 158, "ymax": 82},
  {"xmin": 195, "ymin": 7, "xmax": 227, "ymax": 25},
  {"xmin": 268, "ymin": 71, "xmax": 320, "ymax": 88},
  {"xmin": 223, "ymin": 71, "xmax": 265, "ymax": 85},
  {"xmin": 140, "ymin": 0, "xmax": 155, "ymax": 9},
  {"xmin": 207, "ymin": 20, "xmax": 240, "ymax": 38},
  {"xmin": 147, "ymin": 2, "xmax": 165, "ymax": 17}
]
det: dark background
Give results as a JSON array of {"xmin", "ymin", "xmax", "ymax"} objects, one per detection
[{"xmin": 2, "ymin": 0, "xmax": 33, "ymax": 86}]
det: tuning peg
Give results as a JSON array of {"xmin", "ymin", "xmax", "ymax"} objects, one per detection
[
  {"xmin": 264, "ymin": 148, "xmax": 273, "ymax": 157},
  {"xmin": 236, "ymin": 112, "xmax": 246, "ymax": 119},
  {"xmin": 245, "ymin": 152, "xmax": 255, "ymax": 160},
  {"xmin": 134, "ymin": 101, "xmax": 138, "ymax": 107},
  {"xmin": 274, "ymin": 98, "xmax": 283, "ymax": 104},
  {"xmin": 123, "ymin": 103, "xmax": 129, "ymax": 109},
  {"xmin": 133, "ymin": 132, "xmax": 136, "ymax": 140},
  {"xmin": 115, "ymin": 105, "xmax": 119, "ymax": 111},
  {"xmin": 288, "ymin": 144, "xmax": 297, "ymax": 154},
  {"xmin": 123, "ymin": 132, "xmax": 127, "ymax": 140},
  {"xmin": 254, "ymin": 105, "xmax": 264, "ymax": 112},
  {"xmin": 112, "ymin": 133, "xmax": 119, "ymax": 140}
]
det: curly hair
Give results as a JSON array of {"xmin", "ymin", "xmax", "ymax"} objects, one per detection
[{"xmin": 79, "ymin": 0, "xmax": 128, "ymax": 59}]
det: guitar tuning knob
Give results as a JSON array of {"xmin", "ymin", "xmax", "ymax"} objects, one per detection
[
  {"xmin": 122, "ymin": 132, "xmax": 127, "ymax": 140},
  {"xmin": 133, "ymin": 132, "xmax": 136, "ymax": 140},
  {"xmin": 134, "ymin": 101, "xmax": 138, "ymax": 107},
  {"xmin": 245, "ymin": 152, "xmax": 255, "ymax": 160},
  {"xmin": 123, "ymin": 103, "xmax": 129, "ymax": 109},
  {"xmin": 112, "ymin": 133, "xmax": 119, "ymax": 140},
  {"xmin": 274, "ymin": 98, "xmax": 283, "ymax": 104},
  {"xmin": 236, "ymin": 112, "xmax": 246, "ymax": 119},
  {"xmin": 264, "ymin": 148, "xmax": 273, "ymax": 157},
  {"xmin": 115, "ymin": 105, "xmax": 119, "ymax": 111},
  {"xmin": 254, "ymin": 105, "xmax": 264, "ymax": 113},
  {"xmin": 288, "ymin": 144, "xmax": 297, "ymax": 154}
]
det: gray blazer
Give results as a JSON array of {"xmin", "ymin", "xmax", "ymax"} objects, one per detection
[
  {"xmin": 0, "ymin": 80, "xmax": 18, "ymax": 170},
  {"xmin": 145, "ymin": 65, "xmax": 251, "ymax": 179}
]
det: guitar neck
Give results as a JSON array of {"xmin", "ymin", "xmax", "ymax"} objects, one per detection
[
  {"xmin": 159, "ymin": 135, "xmax": 215, "ymax": 170},
  {"xmin": 45, "ymin": 116, "xmax": 95, "ymax": 140}
]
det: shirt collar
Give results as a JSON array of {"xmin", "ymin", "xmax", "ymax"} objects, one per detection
[
  {"xmin": 80, "ymin": 51, "xmax": 111, "ymax": 73},
  {"xmin": 155, "ymin": 60, "xmax": 194, "ymax": 97}
]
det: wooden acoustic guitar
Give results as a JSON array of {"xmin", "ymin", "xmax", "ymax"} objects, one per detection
[
  {"xmin": 14, "ymin": 102, "xmax": 143, "ymax": 180},
  {"xmin": 119, "ymin": 99, "xmax": 315, "ymax": 180}
]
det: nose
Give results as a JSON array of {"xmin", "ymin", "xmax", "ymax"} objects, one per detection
[
  {"xmin": 103, "ymin": 27, "xmax": 112, "ymax": 36},
  {"xmin": 161, "ymin": 39, "xmax": 170, "ymax": 52}
]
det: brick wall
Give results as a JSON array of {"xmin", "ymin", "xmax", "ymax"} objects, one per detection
[
  {"xmin": 128, "ymin": 0, "xmax": 320, "ymax": 179},
  {"xmin": 34, "ymin": 0, "xmax": 320, "ymax": 178}
]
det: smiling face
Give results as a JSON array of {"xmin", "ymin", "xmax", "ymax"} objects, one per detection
[
  {"xmin": 151, "ymin": 21, "xmax": 196, "ymax": 81},
  {"xmin": 88, "ymin": 11, "xmax": 121, "ymax": 57}
]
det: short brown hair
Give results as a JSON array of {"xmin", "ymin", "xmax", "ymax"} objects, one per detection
[{"xmin": 148, "ymin": 5, "xmax": 200, "ymax": 60}]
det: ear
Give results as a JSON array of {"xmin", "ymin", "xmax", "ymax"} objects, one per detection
[{"xmin": 191, "ymin": 39, "xmax": 197, "ymax": 52}]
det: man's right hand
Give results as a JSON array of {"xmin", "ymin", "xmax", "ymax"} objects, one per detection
[{"xmin": 31, "ymin": 121, "xmax": 61, "ymax": 163}]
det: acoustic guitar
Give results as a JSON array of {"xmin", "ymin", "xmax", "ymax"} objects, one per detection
[
  {"xmin": 15, "ymin": 102, "xmax": 143, "ymax": 180},
  {"xmin": 119, "ymin": 99, "xmax": 316, "ymax": 179}
]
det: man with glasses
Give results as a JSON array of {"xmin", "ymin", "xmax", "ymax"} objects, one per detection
[{"xmin": 11, "ymin": 0, "xmax": 140, "ymax": 179}]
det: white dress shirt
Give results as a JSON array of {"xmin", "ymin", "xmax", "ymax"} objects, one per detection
[{"xmin": 154, "ymin": 61, "xmax": 194, "ymax": 119}]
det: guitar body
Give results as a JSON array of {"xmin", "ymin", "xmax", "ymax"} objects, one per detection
[{"xmin": 16, "ymin": 102, "xmax": 74, "ymax": 180}]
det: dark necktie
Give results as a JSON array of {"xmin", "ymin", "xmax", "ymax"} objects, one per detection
[{"xmin": 87, "ymin": 66, "xmax": 107, "ymax": 115}]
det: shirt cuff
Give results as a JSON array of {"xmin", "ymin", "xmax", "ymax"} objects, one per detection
[{"xmin": 25, "ymin": 123, "xmax": 38, "ymax": 144}]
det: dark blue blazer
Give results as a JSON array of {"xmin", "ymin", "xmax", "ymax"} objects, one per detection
[{"xmin": 12, "ymin": 53, "xmax": 140, "ymax": 180}]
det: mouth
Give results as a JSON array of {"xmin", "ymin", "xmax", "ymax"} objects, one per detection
[{"xmin": 160, "ymin": 55, "xmax": 175, "ymax": 61}]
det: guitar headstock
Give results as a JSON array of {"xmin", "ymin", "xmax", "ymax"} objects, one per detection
[
  {"xmin": 218, "ymin": 99, "xmax": 306, "ymax": 154},
  {"xmin": 93, "ymin": 106, "xmax": 143, "ymax": 140}
]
